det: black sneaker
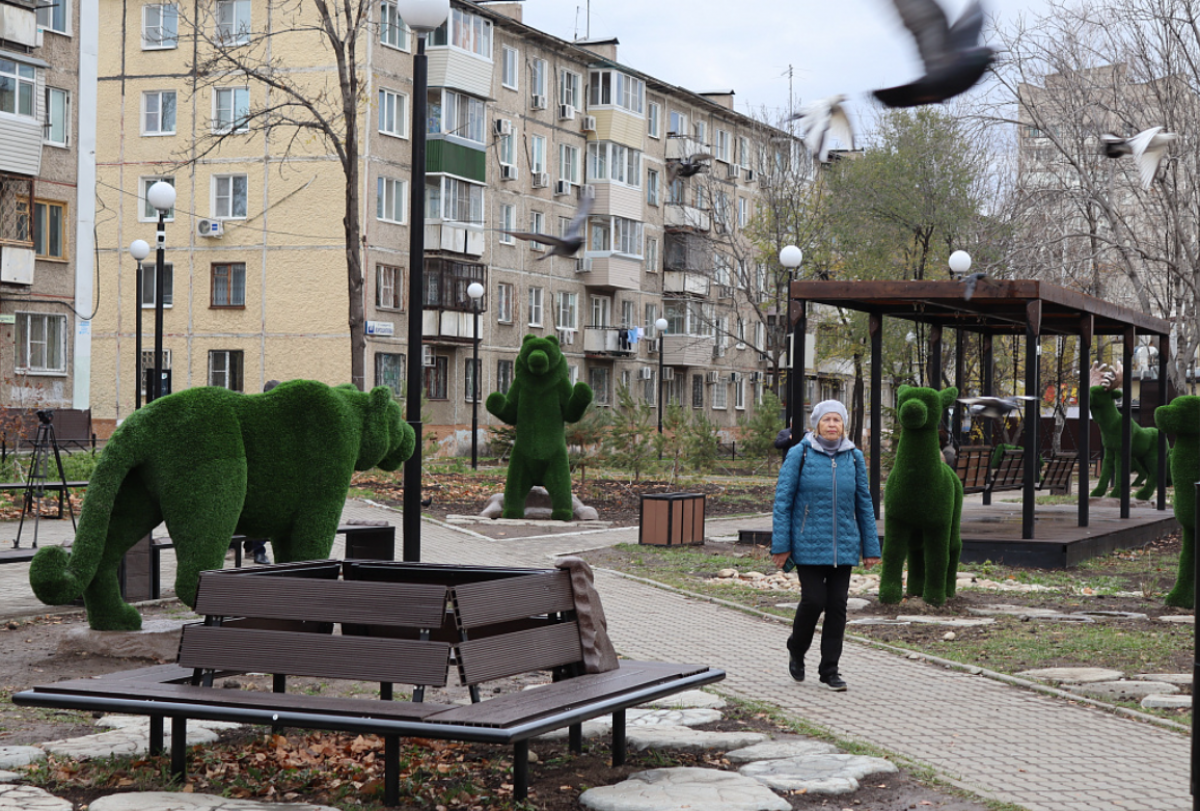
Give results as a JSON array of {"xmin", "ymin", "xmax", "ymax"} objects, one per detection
[
  {"xmin": 253, "ymin": 550, "xmax": 271, "ymax": 565},
  {"xmin": 788, "ymin": 655, "xmax": 805, "ymax": 682},
  {"xmin": 820, "ymin": 673, "xmax": 847, "ymax": 691}
]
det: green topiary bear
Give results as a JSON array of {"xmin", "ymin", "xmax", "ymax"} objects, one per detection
[
  {"xmin": 1155, "ymin": 396, "xmax": 1196, "ymax": 608},
  {"xmin": 29, "ymin": 380, "xmax": 415, "ymax": 630},
  {"xmin": 880, "ymin": 385, "xmax": 964, "ymax": 607},
  {"xmin": 486, "ymin": 334, "xmax": 592, "ymax": 520}
]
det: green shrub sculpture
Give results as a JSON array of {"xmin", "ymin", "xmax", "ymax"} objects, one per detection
[
  {"xmin": 1089, "ymin": 362, "xmax": 1161, "ymax": 501},
  {"xmin": 1154, "ymin": 395, "xmax": 1197, "ymax": 608},
  {"xmin": 486, "ymin": 334, "xmax": 592, "ymax": 520},
  {"xmin": 29, "ymin": 381, "xmax": 415, "ymax": 630},
  {"xmin": 880, "ymin": 385, "xmax": 964, "ymax": 607}
]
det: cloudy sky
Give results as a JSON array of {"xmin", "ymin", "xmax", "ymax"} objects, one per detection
[{"xmin": 513, "ymin": 0, "xmax": 1051, "ymax": 123}]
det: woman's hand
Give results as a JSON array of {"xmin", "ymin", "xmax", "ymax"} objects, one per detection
[
  {"xmin": 771, "ymin": 552, "xmax": 791, "ymax": 569},
  {"xmin": 863, "ymin": 557, "xmax": 880, "ymax": 569}
]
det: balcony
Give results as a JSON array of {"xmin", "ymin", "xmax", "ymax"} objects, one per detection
[
  {"xmin": 664, "ymin": 204, "xmax": 710, "ymax": 231},
  {"xmin": 583, "ymin": 326, "xmax": 636, "ymax": 357},
  {"xmin": 666, "ymin": 134, "xmax": 706, "ymax": 161},
  {"xmin": 421, "ymin": 257, "xmax": 486, "ymax": 343},
  {"xmin": 423, "ymin": 309, "xmax": 480, "ymax": 343},
  {"xmin": 589, "ymin": 183, "xmax": 642, "ymax": 219},
  {"xmin": 664, "ymin": 270, "xmax": 709, "ymax": 298},
  {"xmin": 661, "ymin": 334, "xmax": 715, "ymax": 367},
  {"xmin": 426, "ymin": 140, "xmax": 486, "ymax": 183},
  {"xmin": 426, "ymin": 222, "xmax": 485, "ymax": 257},
  {"xmin": 577, "ymin": 253, "xmax": 640, "ymax": 291}
]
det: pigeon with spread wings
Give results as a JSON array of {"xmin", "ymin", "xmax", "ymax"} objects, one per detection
[
  {"xmin": 873, "ymin": 0, "xmax": 995, "ymax": 108},
  {"xmin": 1100, "ymin": 127, "xmax": 1178, "ymax": 190},
  {"xmin": 787, "ymin": 95, "xmax": 855, "ymax": 164},
  {"xmin": 668, "ymin": 152, "xmax": 714, "ymax": 181},
  {"xmin": 957, "ymin": 396, "xmax": 1037, "ymax": 421},
  {"xmin": 501, "ymin": 193, "xmax": 593, "ymax": 260}
]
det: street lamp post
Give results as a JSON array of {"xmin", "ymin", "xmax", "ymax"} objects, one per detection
[
  {"xmin": 467, "ymin": 281, "xmax": 484, "ymax": 470},
  {"xmin": 655, "ymin": 317, "xmax": 669, "ymax": 456},
  {"xmin": 145, "ymin": 181, "xmax": 176, "ymax": 403},
  {"xmin": 398, "ymin": 0, "xmax": 450, "ymax": 564},
  {"xmin": 948, "ymin": 251, "xmax": 972, "ymax": 442},
  {"xmin": 779, "ymin": 245, "xmax": 803, "ymax": 429},
  {"xmin": 128, "ymin": 240, "xmax": 150, "ymax": 410}
]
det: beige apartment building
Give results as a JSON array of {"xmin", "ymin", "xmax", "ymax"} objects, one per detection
[{"xmin": 89, "ymin": 0, "xmax": 793, "ymax": 442}]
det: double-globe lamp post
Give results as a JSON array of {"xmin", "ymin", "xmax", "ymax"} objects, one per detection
[
  {"xmin": 655, "ymin": 317, "xmax": 668, "ymax": 457},
  {"xmin": 467, "ymin": 281, "xmax": 484, "ymax": 470},
  {"xmin": 127, "ymin": 239, "xmax": 150, "ymax": 410},
  {"xmin": 145, "ymin": 180, "xmax": 176, "ymax": 404},
  {"xmin": 399, "ymin": 0, "xmax": 451, "ymax": 564},
  {"xmin": 779, "ymin": 245, "xmax": 803, "ymax": 430}
]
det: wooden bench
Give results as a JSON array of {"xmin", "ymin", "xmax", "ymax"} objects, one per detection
[
  {"xmin": 953, "ymin": 445, "xmax": 993, "ymax": 495},
  {"xmin": 1039, "ymin": 452, "xmax": 1078, "ymax": 494},
  {"xmin": 986, "ymin": 449, "xmax": 1026, "ymax": 494},
  {"xmin": 13, "ymin": 560, "xmax": 724, "ymax": 805}
]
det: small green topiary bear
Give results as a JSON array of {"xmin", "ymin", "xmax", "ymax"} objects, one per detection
[
  {"xmin": 486, "ymin": 334, "xmax": 592, "ymax": 520},
  {"xmin": 880, "ymin": 385, "xmax": 964, "ymax": 607},
  {"xmin": 1155, "ymin": 396, "xmax": 1196, "ymax": 608},
  {"xmin": 29, "ymin": 380, "xmax": 415, "ymax": 630}
]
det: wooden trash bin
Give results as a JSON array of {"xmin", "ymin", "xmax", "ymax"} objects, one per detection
[{"xmin": 639, "ymin": 493, "xmax": 705, "ymax": 546}]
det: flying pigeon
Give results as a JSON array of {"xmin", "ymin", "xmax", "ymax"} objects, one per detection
[
  {"xmin": 669, "ymin": 152, "xmax": 714, "ymax": 181},
  {"xmin": 1099, "ymin": 127, "xmax": 1178, "ymax": 190},
  {"xmin": 501, "ymin": 193, "xmax": 593, "ymax": 260},
  {"xmin": 787, "ymin": 95, "xmax": 855, "ymax": 163},
  {"xmin": 957, "ymin": 396, "xmax": 1037, "ymax": 421},
  {"xmin": 958, "ymin": 271, "xmax": 988, "ymax": 301},
  {"xmin": 873, "ymin": 0, "xmax": 996, "ymax": 108}
]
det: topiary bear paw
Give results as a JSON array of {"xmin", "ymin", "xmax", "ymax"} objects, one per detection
[
  {"xmin": 501, "ymin": 508, "xmax": 524, "ymax": 519},
  {"xmin": 84, "ymin": 601, "xmax": 144, "ymax": 631},
  {"xmin": 878, "ymin": 584, "xmax": 903, "ymax": 605},
  {"xmin": 551, "ymin": 509, "xmax": 573, "ymax": 521},
  {"xmin": 1163, "ymin": 586, "xmax": 1194, "ymax": 610}
]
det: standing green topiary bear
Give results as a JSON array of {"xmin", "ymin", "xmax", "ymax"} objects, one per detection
[
  {"xmin": 1155, "ymin": 396, "xmax": 1196, "ymax": 608},
  {"xmin": 486, "ymin": 334, "xmax": 592, "ymax": 520},
  {"xmin": 880, "ymin": 385, "xmax": 964, "ymax": 607},
  {"xmin": 29, "ymin": 380, "xmax": 415, "ymax": 631}
]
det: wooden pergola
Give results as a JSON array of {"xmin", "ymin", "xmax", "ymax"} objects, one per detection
[{"xmin": 787, "ymin": 278, "xmax": 1173, "ymax": 539}]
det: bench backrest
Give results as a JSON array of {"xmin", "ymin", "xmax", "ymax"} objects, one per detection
[
  {"xmin": 954, "ymin": 445, "xmax": 993, "ymax": 493},
  {"xmin": 1040, "ymin": 453, "xmax": 1078, "ymax": 491},
  {"xmin": 988, "ymin": 449, "xmax": 1025, "ymax": 491}
]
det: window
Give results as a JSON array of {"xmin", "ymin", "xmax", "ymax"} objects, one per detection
[
  {"xmin": 529, "ymin": 211, "xmax": 545, "ymax": 249},
  {"xmin": 588, "ymin": 218, "xmax": 608, "ymax": 252},
  {"xmin": 497, "ymin": 359, "xmax": 514, "ymax": 394},
  {"xmin": 213, "ymin": 174, "xmax": 248, "ymax": 219},
  {"xmin": 375, "ymin": 352, "xmax": 405, "ymax": 396},
  {"xmin": 429, "ymin": 7, "xmax": 492, "ymax": 58},
  {"xmin": 430, "ymin": 89, "xmax": 486, "ymax": 143},
  {"xmin": 668, "ymin": 110, "xmax": 687, "ymax": 136},
  {"xmin": 738, "ymin": 197, "xmax": 749, "ymax": 228},
  {"xmin": 501, "ymin": 46, "xmax": 518, "ymax": 89},
  {"xmin": 644, "ymin": 303, "xmax": 658, "ymax": 338},
  {"xmin": 559, "ymin": 70, "xmax": 581, "ymax": 108},
  {"xmin": 140, "ymin": 177, "xmax": 175, "ymax": 221},
  {"xmin": 613, "ymin": 217, "xmax": 642, "ymax": 256},
  {"xmin": 464, "ymin": 358, "xmax": 482, "ymax": 402},
  {"xmin": 642, "ymin": 369, "xmax": 655, "ymax": 405},
  {"xmin": 586, "ymin": 142, "xmax": 641, "ymax": 186},
  {"xmin": 379, "ymin": 1, "xmax": 408, "ymax": 50},
  {"xmin": 33, "ymin": 201, "xmax": 65, "ymax": 259},
  {"xmin": 209, "ymin": 350, "xmax": 244, "ymax": 391},
  {"xmin": 735, "ymin": 378, "xmax": 745, "ymax": 410},
  {"xmin": 646, "ymin": 168, "xmax": 659, "ymax": 205},
  {"xmin": 43, "ymin": 88, "xmax": 68, "ymax": 147},
  {"xmin": 216, "ymin": 0, "xmax": 251, "ymax": 45},
  {"xmin": 621, "ymin": 300, "xmax": 635, "ymax": 329},
  {"xmin": 556, "ymin": 291, "xmax": 577, "ymax": 329},
  {"xmin": 139, "ymin": 349, "xmax": 171, "ymax": 396},
  {"xmin": 715, "ymin": 129, "xmax": 731, "ymax": 162},
  {"xmin": 499, "ymin": 204, "xmax": 516, "ymax": 244},
  {"xmin": 141, "ymin": 262, "xmax": 174, "ymax": 307},
  {"xmin": 530, "ymin": 59, "xmax": 546, "ymax": 100},
  {"xmin": 647, "ymin": 102, "xmax": 660, "ymax": 138},
  {"xmin": 16, "ymin": 313, "xmax": 65, "ymax": 373},
  {"xmin": 587, "ymin": 69, "xmax": 645, "ymax": 114},
  {"xmin": 528, "ymin": 287, "xmax": 543, "ymax": 326},
  {"xmin": 496, "ymin": 282, "xmax": 513, "ymax": 322},
  {"xmin": 378, "ymin": 88, "xmax": 407, "ymax": 138},
  {"xmin": 143, "ymin": 4, "xmax": 177, "ymax": 48},
  {"xmin": 424, "ymin": 355, "xmax": 448, "ymax": 399},
  {"xmin": 377, "ymin": 177, "xmax": 407, "ymax": 223},
  {"xmin": 531, "ymin": 135, "xmax": 546, "ymax": 174},
  {"xmin": 211, "ymin": 262, "xmax": 246, "ymax": 307},
  {"xmin": 694, "ymin": 120, "xmax": 707, "ymax": 144},
  {"xmin": 436, "ymin": 177, "xmax": 482, "ymax": 223},
  {"xmin": 668, "ymin": 177, "xmax": 685, "ymax": 205},
  {"xmin": 560, "ymin": 144, "xmax": 580, "ymax": 185},
  {"xmin": 738, "ymin": 136, "xmax": 751, "ymax": 168},
  {"xmin": 736, "ymin": 318, "xmax": 745, "ymax": 348},
  {"xmin": 589, "ymin": 367, "xmax": 610, "ymax": 406},
  {"xmin": 377, "ymin": 264, "xmax": 402, "ymax": 310},
  {"xmin": 590, "ymin": 295, "xmax": 611, "ymax": 327},
  {"xmin": 645, "ymin": 237, "xmax": 658, "ymax": 272},
  {"xmin": 713, "ymin": 379, "xmax": 728, "ymax": 409},
  {"xmin": 0, "ymin": 60, "xmax": 35, "ymax": 117},
  {"xmin": 498, "ymin": 130, "xmax": 515, "ymax": 167},
  {"xmin": 213, "ymin": 87, "xmax": 250, "ymax": 133},
  {"xmin": 37, "ymin": 0, "xmax": 67, "ymax": 32},
  {"xmin": 143, "ymin": 90, "xmax": 176, "ymax": 135},
  {"xmin": 692, "ymin": 375, "xmax": 704, "ymax": 409}
]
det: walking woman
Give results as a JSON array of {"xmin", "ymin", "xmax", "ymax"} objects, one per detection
[{"xmin": 771, "ymin": 400, "xmax": 880, "ymax": 691}]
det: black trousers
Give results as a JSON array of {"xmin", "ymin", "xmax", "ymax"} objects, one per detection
[{"xmin": 788, "ymin": 564, "xmax": 853, "ymax": 679}]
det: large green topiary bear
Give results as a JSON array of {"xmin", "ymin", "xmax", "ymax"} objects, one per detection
[
  {"xmin": 29, "ymin": 380, "xmax": 415, "ymax": 630},
  {"xmin": 486, "ymin": 334, "xmax": 592, "ymax": 520},
  {"xmin": 1155, "ymin": 396, "xmax": 1197, "ymax": 608},
  {"xmin": 880, "ymin": 385, "xmax": 964, "ymax": 607}
]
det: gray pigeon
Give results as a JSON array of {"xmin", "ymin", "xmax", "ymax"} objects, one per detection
[
  {"xmin": 669, "ymin": 152, "xmax": 714, "ymax": 181},
  {"xmin": 957, "ymin": 396, "xmax": 1037, "ymax": 421},
  {"xmin": 1099, "ymin": 127, "xmax": 1178, "ymax": 190},
  {"xmin": 959, "ymin": 271, "xmax": 988, "ymax": 301},
  {"xmin": 787, "ymin": 95, "xmax": 855, "ymax": 163},
  {"xmin": 873, "ymin": 0, "xmax": 995, "ymax": 108},
  {"xmin": 501, "ymin": 193, "xmax": 593, "ymax": 260}
]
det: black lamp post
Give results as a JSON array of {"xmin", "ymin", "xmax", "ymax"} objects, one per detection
[
  {"xmin": 655, "ymin": 316, "xmax": 668, "ymax": 457},
  {"xmin": 467, "ymin": 281, "xmax": 484, "ymax": 470},
  {"xmin": 399, "ymin": 0, "xmax": 450, "ymax": 564},
  {"xmin": 779, "ymin": 245, "xmax": 802, "ymax": 427},
  {"xmin": 128, "ymin": 239, "xmax": 149, "ymax": 410},
  {"xmin": 145, "ymin": 181, "xmax": 176, "ymax": 403}
]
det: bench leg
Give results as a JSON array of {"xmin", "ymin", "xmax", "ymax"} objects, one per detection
[
  {"xmin": 384, "ymin": 734, "xmax": 400, "ymax": 807},
  {"xmin": 149, "ymin": 716, "xmax": 164, "ymax": 756},
  {"xmin": 611, "ymin": 709, "xmax": 626, "ymax": 767},
  {"xmin": 568, "ymin": 723, "xmax": 582, "ymax": 755},
  {"xmin": 170, "ymin": 716, "xmax": 187, "ymax": 780},
  {"xmin": 512, "ymin": 740, "xmax": 529, "ymax": 802}
]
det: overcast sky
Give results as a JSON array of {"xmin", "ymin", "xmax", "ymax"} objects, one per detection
[{"xmin": 513, "ymin": 0, "xmax": 1050, "ymax": 124}]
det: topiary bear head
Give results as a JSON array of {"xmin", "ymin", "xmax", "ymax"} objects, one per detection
[
  {"xmin": 896, "ymin": 385, "xmax": 958, "ymax": 431},
  {"xmin": 516, "ymin": 333, "xmax": 566, "ymax": 381},
  {"xmin": 1156, "ymin": 396, "xmax": 1200, "ymax": 438}
]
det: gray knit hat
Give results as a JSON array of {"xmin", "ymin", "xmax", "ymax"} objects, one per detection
[{"xmin": 810, "ymin": 399, "xmax": 849, "ymax": 430}]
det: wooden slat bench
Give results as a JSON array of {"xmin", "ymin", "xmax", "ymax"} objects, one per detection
[
  {"xmin": 953, "ymin": 445, "xmax": 993, "ymax": 494},
  {"xmin": 13, "ymin": 560, "xmax": 724, "ymax": 805},
  {"xmin": 1038, "ymin": 453, "xmax": 1078, "ymax": 494},
  {"xmin": 986, "ymin": 448, "xmax": 1026, "ymax": 494}
]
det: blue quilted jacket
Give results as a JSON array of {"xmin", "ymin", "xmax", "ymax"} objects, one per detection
[{"xmin": 771, "ymin": 436, "xmax": 881, "ymax": 567}]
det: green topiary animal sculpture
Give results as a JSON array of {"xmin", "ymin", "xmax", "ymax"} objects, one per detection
[
  {"xmin": 1090, "ymin": 362, "xmax": 1161, "ymax": 501},
  {"xmin": 1155, "ymin": 395, "xmax": 1197, "ymax": 608},
  {"xmin": 486, "ymin": 334, "xmax": 592, "ymax": 520},
  {"xmin": 880, "ymin": 385, "xmax": 964, "ymax": 607},
  {"xmin": 29, "ymin": 381, "xmax": 415, "ymax": 630}
]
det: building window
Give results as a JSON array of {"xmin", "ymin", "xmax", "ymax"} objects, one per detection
[
  {"xmin": 378, "ymin": 88, "xmax": 407, "ymax": 137},
  {"xmin": 497, "ymin": 358, "xmax": 514, "ymax": 394},
  {"xmin": 586, "ymin": 142, "xmax": 641, "ymax": 187},
  {"xmin": 613, "ymin": 217, "xmax": 642, "ymax": 256},
  {"xmin": 499, "ymin": 130, "xmax": 515, "ymax": 167},
  {"xmin": 529, "ymin": 211, "xmax": 545, "ymax": 250},
  {"xmin": 379, "ymin": 0, "xmax": 408, "ymax": 50},
  {"xmin": 211, "ymin": 262, "xmax": 246, "ymax": 308},
  {"xmin": 375, "ymin": 352, "xmax": 405, "ymax": 396},
  {"xmin": 692, "ymin": 374, "xmax": 704, "ymax": 409},
  {"xmin": 499, "ymin": 204, "xmax": 516, "ymax": 244},
  {"xmin": 140, "ymin": 176, "xmax": 175, "ymax": 221},
  {"xmin": 738, "ymin": 197, "xmax": 749, "ymax": 228},
  {"xmin": 143, "ymin": 90, "xmax": 176, "ymax": 135},
  {"xmin": 143, "ymin": 4, "xmax": 178, "ymax": 48},
  {"xmin": 556, "ymin": 291, "xmax": 577, "ymax": 330},
  {"xmin": 496, "ymin": 282, "xmax": 513, "ymax": 322},
  {"xmin": 141, "ymin": 262, "xmax": 174, "ymax": 308},
  {"xmin": 209, "ymin": 350, "xmax": 244, "ymax": 391},
  {"xmin": 735, "ymin": 378, "xmax": 745, "ymax": 410},
  {"xmin": 465, "ymin": 358, "xmax": 482, "ymax": 402},
  {"xmin": 647, "ymin": 102, "xmax": 660, "ymax": 138},
  {"xmin": 559, "ymin": 70, "xmax": 581, "ymax": 108},
  {"xmin": 590, "ymin": 295, "xmax": 611, "ymax": 328},
  {"xmin": 528, "ymin": 287, "xmax": 543, "ymax": 327},
  {"xmin": 376, "ymin": 264, "xmax": 402, "ymax": 310},
  {"xmin": 645, "ymin": 237, "xmax": 658, "ymax": 273},
  {"xmin": 424, "ymin": 355, "xmax": 448, "ymax": 400},
  {"xmin": 668, "ymin": 177, "xmax": 685, "ymax": 205},
  {"xmin": 713, "ymin": 379, "xmax": 728, "ymax": 409},
  {"xmin": 213, "ymin": 174, "xmax": 248, "ymax": 219},
  {"xmin": 668, "ymin": 110, "xmax": 687, "ymax": 136},
  {"xmin": 531, "ymin": 135, "xmax": 546, "ymax": 174},
  {"xmin": 429, "ymin": 7, "xmax": 492, "ymax": 58},
  {"xmin": 715, "ymin": 129, "xmax": 731, "ymax": 162},
  {"xmin": 646, "ymin": 168, "xmax": 659, "ymax": 206},
  {"xmin": 0, "ymin": 60, "xmax": 35, "ymax": 117},
  {"xmin": 530, "ymin": 58, "xmax": 546, "ymax": 100},
  {"xmin": 589, "ymin": 367, "xmax": 610, "ymax": 406},
  {"xmin": 738, "ymin": 136, "xmax": 751, "ymax": 168},
  {"xmin": 560, "ymin": 144, "xmax": 580, "ymax": 185},
  {"xmin": 15, "ymin": 313, "xmax": 66, "ymax": 373},
  {"xmin": 437, "ymin": 176, "xmax": 483, "ymax": 223},
  {"xmin": 694, "ymin": 120, "xmax": 707, "ymax": 145},
  {"xmin": 621, "ymin": 300, "xmax": 635, "ymax": 329},
  {"xmin": 44, "ymin": 88, "xmax": 68, "ymax": 146},
  {"xmin": 587, "ymin": 69, "xmax": 645, "ymax": 114},
  {"xmin": 37, "ymin": 0, "xmax": 68, "ymax": 32},
  {"xmin": 216, "ymin": 0, "xmax": 251, "ymax": 45},
  {"xmin": 501, "ymin": 46, "xmax": 518, "ymax": 89},
  {"xmin": 644, "ymin": 303, "xmax": 658, "ymax": 338},
  {"xmin": 139, "ymin": 349, "xmax": 171, "ymax": 396},
  {"xmin": 33, "ymin": 201, "xmax": 66, "ymax": 259},
  {"xmin": 377, "ymin": 177, "xmax": 407, "ymax": 223},
  {"xmin": 642, "ymin": 369, "xmax": 655, "ymax": 405},
  {"xmin": 213, "ymin": 87, "xmax": 250, "ymax": 133}
]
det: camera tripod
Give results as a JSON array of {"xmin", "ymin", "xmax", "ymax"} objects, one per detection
[{"xmin": 14, "ymin": 411, "xmax": 77, "ymax": 549}]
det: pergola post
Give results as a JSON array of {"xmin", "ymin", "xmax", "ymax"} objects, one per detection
[
  {"xmin": 928, "ymin": 324, "xmax": 943, "ymax": 391},
  {"xmin": 982, "ymin": 333, "xmax": 995, "ymax": 507},
  {"xmin": 790, "ymin": 298, "xmax": 807, "ymax": 439},
  {"xmin": 869, "ymin": 312, "xmax": 883, "ymax": 518},
  {"xmin": 1078, "ymin": 316, "xmax": 1092, "ymax": 528},
  {"xmin": 1023, "ymin": 301, "xmax": 1041, "ymax": 540},
  {"xmin": 1157, "ymin": 331, "xmax": 1169, "ymax": 512},
  {"xmin": 1121, "ymin": 328, "xmax": 1134, "ymax": 519},
  {"xmin": 952, "ymin": 329, "xmax": 965, "ymax": 445}
]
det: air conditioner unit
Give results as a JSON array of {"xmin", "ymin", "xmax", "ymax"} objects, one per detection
[
  {"xmin": 727, "ymin": 164, "xmax": 740, "ymax": 180},
  {"xmin": 531, "ymin": 94, "xmax": 547, "ymax": 110},
  {"xmin": 500, "ymin": 163, "xmax": 518, "ymax": 181},
  {"xmin": 422, "ymin": 346, "xmax": 435, "ymax": 367},
  {"xmin": 575, "ymin": 256, "xmax": 592, "ymax": 273},
  {"xmin": 707, "ymin": 371, "xmax": 721, "ymax": 383},
  {"xmin": 743, "ymin": 168, "xmax": 756, "ymax": 183},
  {"xmin": 662, "ymin": 367, "xmax": 675, "ymax": 381},
  {"xmin": 582, "ymin": 115, "xmax": 596, "ymax": 132},
  {"xmin": 558, "ymin": 103, "xmax": 576, "ymax": 121},
  {"xmin": 494, "ymin": 118, "xmax": 512, "ymax": 136},
  {"xmin": 532, "ymin": 172, "xmax": 550, "ymax": 189},
  {"xmin": 197, "ymin": 218, "xmax": 225, "ymax": 238},
  {"xmin": 554, "ymin": 179, "xmax": 572, "ymax": 196},
  {"xmin": 640, "ymin": 367, "xmax": 653, "ymax": 380},
  {"xmin": 0, "ymin": 245, "xmax": 34, "ymax": 285}
]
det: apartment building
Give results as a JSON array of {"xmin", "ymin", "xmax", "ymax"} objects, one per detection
[
  {"xmin": 89, "ymin": 0, "xmax": 794, "ymax": 440},
  {"xmin": 0, "ymin": 0, "xmax": 96, "ymax": 410}
]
